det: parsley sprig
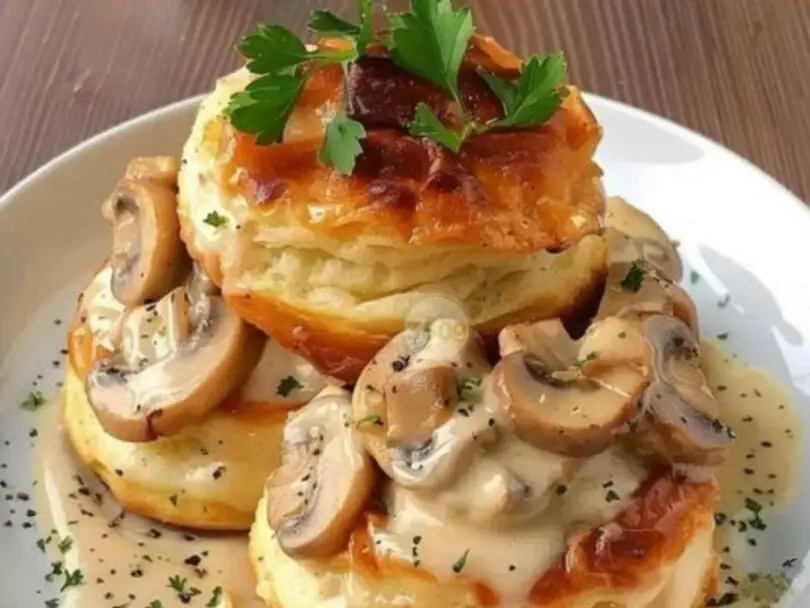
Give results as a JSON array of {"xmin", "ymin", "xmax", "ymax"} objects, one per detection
[
  {"xmin": 227, "ymin": 0, "xmax": 568, "ymax": 169},
  {"xmin": 227, "ymin": 0, "xmax": 372, "ymax": 172}
]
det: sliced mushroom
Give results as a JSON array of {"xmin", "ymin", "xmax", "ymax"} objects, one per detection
[
  {"xmin": 493, "ymin": 317, "xmax": 650, "ymax": 457},
  {"xmin": 498, "ymin": 319, "xmax": 579, "ymax": 364},
  {"xmin": 85, "ymin": 278, "xmax": 265, "ymax": 442},
  {"xmin": 353, "ymin": 320, "xmax": 493, "ymax": 489},
  {"xmin": 384, "ymin": 366, "xmax": 455, "ymax": 445},
  {"xmin": 628, "ymin": 315, "xmax": 734, "ymax": 465},
  {"xmin": 124, "ymin": 155, "xmax": 180, "ymax": 186},
  {"xmin": 597, "ymin": 261, "xmax": 698, "ymax": 334},
  {"xmin": 102, "ymin": 157, "xmax": 189, "ymax": 306},
  {"xmin": 266, "ymin": 388, "xmax": 375, "ymax": 558},
  {"xmin": 605, "ymin": 196, "xmax": 683, "ymax": 282}
]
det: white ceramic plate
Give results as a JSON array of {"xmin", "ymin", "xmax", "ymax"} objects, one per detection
[{"xmin": 1, "ymin": 95, "xmax": 809, "ymax": 607}]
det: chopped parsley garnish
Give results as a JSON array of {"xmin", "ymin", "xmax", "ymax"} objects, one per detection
[
  {"xmin": 718, "ymin": 294, "xmax": 732, "ymax": 308},
  {"xmin": 456, "ymin": 376, "xmax": 483, "ymax": 400},
  {"xmin": 60, "ymin": 568, "xmax": 84, "ymax": 592},
  {"xmin": 574, "ymin": 352, "xmax": 597, "ymax": 369},
  {"xmin": 276, "ymin": 375, "xmax": 303, "ymax": 397},
  {"xmin": 203, "ymin": 211, "xmax": 228, "ymax": 228},
  {"xmin": 169, "ymin": 493, "xmax": 178, "ymax": 506},
  {"xmin": 147, "ymin": 602, "xmax": 164, "ymax": 608},
  {"xmin": 168, "ymin": 574, "xmax": 188, "ymax": 593},
  {"xmin": 689, "ymin": 270, "xmax": 701, "ymax": 284},
  {"xmin": 57, "ymin": 535, "xmax": 73, "ymax": 554},
  {"xmin": 620, "ymin": 261, "xmax": 645, "ymax": 292},
  {"xmin": 356, "ymin": 414, "xmax": 384, "ymax": 427},
  {"xmin": 716, "ymin": 332, "xmax": 730, "ymax": 340},
  {"xmin": 207, "ymin": 586, "xmax": 224, "ymax": 607},
  {"xmin": 605, "ymin": 489, "xmax": 620, "ymax": 502},
  {"xmin": 45, "ymin": 600, "xmax": 59, "ymax": 608},
  {"xmin": 452, "ymin": 549, "xmax": 470, "ymax": 573},
  {"xmin": 21, "ymin": 391, "xmax": 47, "ymax": 411}
]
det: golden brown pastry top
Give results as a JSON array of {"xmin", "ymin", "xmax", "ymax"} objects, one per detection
[{"xmin": 204, "ymin": 35, "xmax": 604, "ymax": 253}]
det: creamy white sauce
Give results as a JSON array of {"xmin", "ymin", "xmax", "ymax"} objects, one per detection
[
  {"xmin": 704, "ymin": 341, "xmax": 802, "ymax": 605},
  {"xmin": 81, "ymin": 267, "xmax": 126, "ymax": 351},
  {"xmin": 42, "ymin": 196, "xmax": 802, "ymax": 608},
  {"xmin": 241, "ymin": 338, "xmax": 330, "ymax": 405},
  {"xmin": 373, "ymin": 447, "xmax": 646, "ymax": 605},
  {"xmin": 35, "ymin": 395, "xmax": 252, "ymax": 607}
]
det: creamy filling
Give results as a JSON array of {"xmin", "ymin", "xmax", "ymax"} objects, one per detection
[{"xmin": 373, "ymin": 447, "xmax": 646, "ymax": 604}]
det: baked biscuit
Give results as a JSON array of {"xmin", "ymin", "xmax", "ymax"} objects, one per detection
[{"xmin": 178, "ymin": 36, "xmax": 608, "ymax": 381}]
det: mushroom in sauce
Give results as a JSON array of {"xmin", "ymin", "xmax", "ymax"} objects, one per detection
[
  {"xmin": 493, "ymin": 318, "xmax": 650, "ymax": 457},
  {"xmin": 597, "ymin": 260, "xmax": 699, "ymax": 334},
  {"xmin": 85, "ymin": 270, "xmax": 265, "ymax": 442},
  {"xmin": 101, "ymin": 156, "xmax": 190, "ymax": 306},
  {"xmin": 353, "ymin": 320, "xmax": 493, "ymax": 489},
  {"xmin": 266, "ymin": 387, "xmax": 375, "ymax": 558},
  {"xmin": 604, "ymin": 196, "xmax": 683, "ymax": 282},
  {"xmin": 629, "ymin": 314, "xmax": 734, "ymax": 466}
]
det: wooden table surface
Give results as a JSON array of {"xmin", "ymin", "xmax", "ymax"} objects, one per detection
[{"xmin": 1, "ymin": 0, "xmax": 809, "ymax": 202}]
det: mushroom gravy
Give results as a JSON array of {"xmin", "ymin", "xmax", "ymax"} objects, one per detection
[
  {"xmin": 34, "ymin": 392, "xmax": 257, "ymax": 607},
  {"xmin": 343, "ymin": 340, "xmax": 801, "ymax": 607}
]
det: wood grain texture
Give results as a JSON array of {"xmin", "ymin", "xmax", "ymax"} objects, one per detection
[{"xmin": 1, "ymin": 0, "xmax": 809, "ymax": 202}]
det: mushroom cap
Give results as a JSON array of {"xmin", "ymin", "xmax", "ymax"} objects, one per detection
[
  {"xmin": 266, "ymin": 388, "xmax": 375, "ymax": 558},
  {"xmin": 597, "ymin": 261, "xmax": 698, "ymax": 334},
  {"xmin": 629, "ymin": 315, "xmax": 733, "ymax": 466},
  {"xmin": 102, "ymin": 157, "xmax": 189, "ymax": 306},
  {"xmin": 493, "ymin": 317, "xmax": 650, "ymax": 457},
  {"xmin": 86, "ymin": 293, "xmax": 265, "ymax": 442},
  {"xmin": 353, "ymin": 320, "xmax": 492, "ymax": 488}
]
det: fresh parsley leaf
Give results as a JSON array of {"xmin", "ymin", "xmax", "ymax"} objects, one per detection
[
  {"xmin": 309, "ymin": 0, "xmax": 374, "ymax": 53},
  {"xmin": 227, "ymin": 73, "xmax": 306, "ymax": 144},
  {"xmin": 203, "ymin": 211, "xmax": 228, "ymax": 229},
  {"xmin": 452, "ymin": 549, "xmax": 470, "ymax": 573},
  {"xmin": 21, "ymin": 390, "xmax": 46, "ymax": 411},
  {"xmin": 388, "ymin": 0, "xmax": 473, "ymax": 102},
  {"xmin": 147, "ymin": 601, "xmax": 163, "ymax": 608},
  {"xmin": 60, "ymin": 568, "xmax": 84, "ymax": 592},
  {"xmin": 308, "ymin": 10, "xmax": 361, "ymax": 36},
  {"xmin": 480, "ymin": 53, "xmax": 568, "ymax": 128},
  {"xmin": 356, "ymin": 0, "xmax": 375, "ymax": 53},
  {"xmin": 620, "ymin": 261, "xmax": 646, "ymax": 292},
  {"xmin": 409, "ymin": 103, "xmax": 466, "ymax": 152},
  {"xmin": 207, "ymin": 586, "xmax": 224, "ymax": 607},
  {"xmin": 237, "ymin": 24, "xmax": 310, "ymax": 75},
  {"xmin": 276, "ymin": 375, "xmax": 303, "ymax": 397},
  {"xmin": 319, "ymin": 115, "xmax": 367, "ymax": 174}
]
